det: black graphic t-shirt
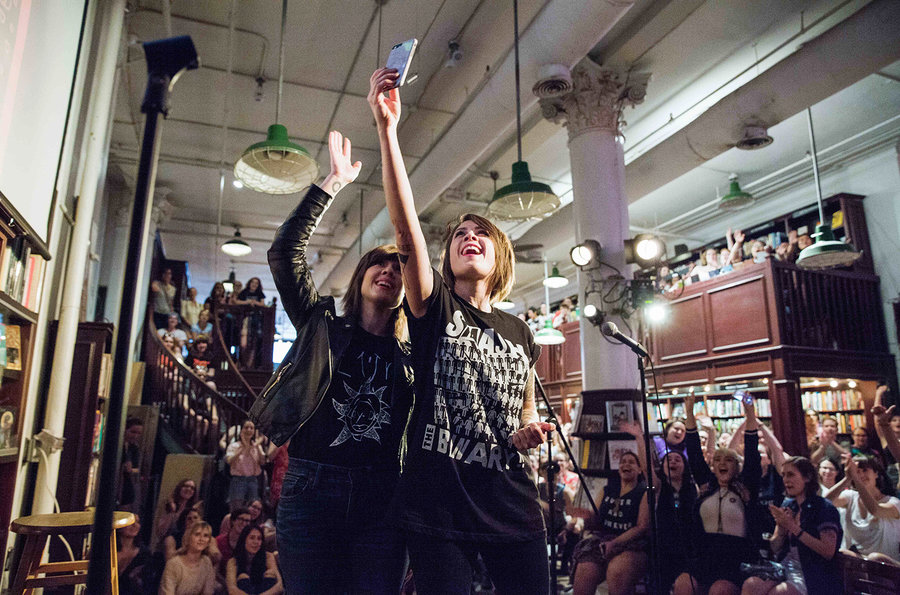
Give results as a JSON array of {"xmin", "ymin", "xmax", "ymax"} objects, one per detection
[
  {"xmin": 184, "ymin": 352, "xmax": 217, "ymax": 376},
  {"xmin": 396, "ymin": 269, "xmax": 545, "ymax": 542},
  {"xmin": 288, "ymin": 326, "xmax": 401, "ymax": 468}
]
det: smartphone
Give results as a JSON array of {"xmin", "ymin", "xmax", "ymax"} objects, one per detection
[
  {"xmin": 385, "ymin": 39, "xmax": 418, "ymax": 88},
  {"xmin": 733, "ymin": 390, "xmax": 753, "ymax": 405}
]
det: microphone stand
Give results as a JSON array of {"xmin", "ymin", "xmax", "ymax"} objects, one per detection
[
  {"xmin": 637, "ymin": 356, "xmax": 662, "ymax": 594},
  {"xmin": 534, "ymin": 377, "xmax": 601, "ymax": 594}
]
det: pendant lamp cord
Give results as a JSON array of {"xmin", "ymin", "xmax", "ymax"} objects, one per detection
[
  {"xmin": 376, "ymin": 1, "xmax": 383, "ymax": 71},
  {"xmin": 513, "ymin": 0, "xmax": 522, "ymax": 163},
  {"xmin": 276, "ymin": 0, "xmax": 287, "ymax": 124},
  {"xmin": 806, "ymin": 107, "xmax": 825, "ymax": 224}
]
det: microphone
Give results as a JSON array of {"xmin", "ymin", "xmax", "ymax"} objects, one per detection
[{"xmin": 600, "ymin": 321, "xmax": 648, "ymax": 357}]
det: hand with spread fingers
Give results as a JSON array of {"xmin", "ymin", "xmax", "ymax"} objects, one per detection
[
  {"xmin": 320, "ymin": 130, "xmax": 361, "ymax": 197},
  {"xmin": 368, "ymin": 68, "xmax": 401, "ymax": 131},
  {"xmin": 509, "ymin": 421, "xmax": 555, "ymax": 451}
]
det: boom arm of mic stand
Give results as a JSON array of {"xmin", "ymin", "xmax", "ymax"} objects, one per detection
[{"xmin": 534, "ymin": 376, "xmax": 600, "ymax": 518}]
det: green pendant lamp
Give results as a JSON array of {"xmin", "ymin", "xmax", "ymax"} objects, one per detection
[
  {"xmin": 718, "ymin": 173, "xmax": 754, "ymax": 211},
  {"xmin": 234, "ymin": 0, "xmax": 318, "ymax": 194},
  {"xmin": 487, "ymin": 0, "xmax": 559, "ymax": 221},
  {"xmin": 542, "ymin": 263, "xmax": 568, "ymax": 289},
  {"xmin": 534, "ymin": 260, "xmax": 565, "ymax": 345},
  {"xmin": 796, "ymin": 107, "xmax": 861, "ymax": 270}
]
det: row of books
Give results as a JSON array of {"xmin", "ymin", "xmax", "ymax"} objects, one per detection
[
  {"xmin": 0, "ymin": 235, "xmax": 45, "ymax": 310},
  {"xmin": 833, "ymin": 413, "xmax": 866, "ymax": 433},
  {"xmin": 801, "ymin": 390, "xmax": 864, "ymax": 412},
  {"xmin": 0, "ymin": 314, "xmax": 23, "ymax": 371},
  {"xmin": 654, "ymin": 398, "xmax": 772, "ymax": 420},
  {"xmin": 573, "ymin": 438, "xmax": 638, "ymax": 471}
]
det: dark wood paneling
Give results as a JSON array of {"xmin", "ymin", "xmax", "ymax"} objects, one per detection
[
  {"xmin": 708, "ymin": 274, "xmax": 772, "ymax": 352},
  {"xmin": 561, "ymin": 322, "xmax": 582, "ymax": 379},
  {"xmin": 712, "ymin": 356, "xmax": 774, "ymax": 383},
  {"xmin": 657, "ymin": 294, "xmax": 706, "ymax": 361}
]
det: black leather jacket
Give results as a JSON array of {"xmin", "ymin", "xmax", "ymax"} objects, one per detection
[{"xmin": 249, "ymin": 184, "xmax": 414, "ymax": 447}]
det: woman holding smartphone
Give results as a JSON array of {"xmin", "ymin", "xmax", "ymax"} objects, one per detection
[
  {"xmin": 369, "ymin": 67, "xmax": 553, "ymax": 594},
  {"xmin": 251, "ymin": 130, "xmax": 414, "ymax": 593}
]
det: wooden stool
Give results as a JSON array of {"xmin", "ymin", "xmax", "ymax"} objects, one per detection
[{"xmin": 8, "ymin": 510, "xmax": 135, "ymax": 595}]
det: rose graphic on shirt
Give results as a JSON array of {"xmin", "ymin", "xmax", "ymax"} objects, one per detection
[{"xmin": 330, "ymin": 368, "xmax": 391, "ymax": 447}]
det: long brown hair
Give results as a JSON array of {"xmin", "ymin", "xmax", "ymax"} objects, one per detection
[
  {"xmin": 341, "ymin": 244, "xmax": 405, "ymax": 340},
  {"xmin": 440, "ymin": 213, "xmax": 515, "ymax": 303}
]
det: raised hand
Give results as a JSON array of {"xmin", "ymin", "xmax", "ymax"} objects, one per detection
[
  {"xmin": 620, "ymin": 420, "xmax": 643, "ymax": 438},
  {"xmin": 873, "ymin": 404, "xmax": 895, "ymax": 427},
  {"xmin": 368, "ymin": 68, "xmax": 402, "ymax": 131},
  {"xmin": 510, "ymin": 421, "xmax": 555, "ymax": 452},
  {"xmin": 769, "ymin": 504, "xmax": 801, "ymax": 535},
  {"xmin": 321, "ymin": 130, "xmax": 361, "ymax": 197},
  {"xmin": 733, "ymin": 230, "xmax": 745, "ymax": 244}
]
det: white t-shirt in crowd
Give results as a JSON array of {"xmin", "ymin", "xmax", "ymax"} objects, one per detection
[{"xmin": 840, "ymin": 489, "xmax": 900, "ymax": 561}]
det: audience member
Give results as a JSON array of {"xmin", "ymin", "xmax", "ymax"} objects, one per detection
[
  {"xmin": 692, "ymin": 248, "xmax": 720, "ymax": 278},
  {"xmin": 117, "ymin": 513, "xmax": 154, "ymax": 595},
  {"xmin": 216, "ymin": 507, "xmax": 253, "ymax": 572},
  {"xmin": 674, "ymin": 392, "xmax": 761, "ymax": 595},
  {"xmin": 874, "ymin": 385, "xmax": 900, "ymax": 495},
  {"xmin": 571, "ymin": 451, "xmax": 649, "ymax": 595},
  {"xmin": 743, "ymin": 456, "xmax": 842, "ymax": 595},
  {"xmin": 825, "ymin": 455, "xmax": 900, "ymax": 565},
  {"xmin": 156, "ymin": 478, "xmax": 200, "ymax": 540},
  {"xmin": 220, "ymin": 498, "xmax": 276, "ymax": 549},
  {"xmin": 159, "ymin": 521, "xmax": 217, "ymax": 595},
  {"xmin": 225, "ymin": 421, "xmax": 266, "ymax": 505},
  {"xmin": 552, "ymin": 297, "xmax": 575, "ymax": 328},
  {"xmin": 151, "ymin": 267, "xmax": 176, "ymax": 329},
  {"xmin": 818, "ymin": 458, "xmax": 840, "ymax": 493},
  {"xmin": 235, "ymin": 277, "xmax": 266, "ymax": 306},
  {"xmin": 120, "ymin": 417, "xmax": 144, "ymax": 510},
  {"xmin": 525, "ymin": 307, "xmax": 540, "ymax": 332},
  {"xmin": 185, "ymin": 335, "xmax": 217, "ymax": 390},
  {"xmin": 205, "ymin": 282, "xmax": 227, "ymax": 310},
  {"xmin": 157, "ymin": 313, "xmax": 188, "ymax": 350},
  {"xmin": 653, "ymin": 418, "xmax": 688, "ymax": 462},
  {"xmin": 161, "ymin": 333, "xmax": 184, "ymax": 365},
  {"xmin": 750, "ymin": 239, "xmax": 771, "ymax": 263},
  {"xmin": 181, "ymin": 287, "xmax": 202, "ymax": 327},
  {"xmin": 163, "ymin": 506, "xmax": 202, "ymax": 561},
  {"xmin": 850, "ymin": 427, "xmax": 879, "ymax": 459},
  {"xmin": 810, "ymin": 416, "xmax": 848, "ymax": 467},
  {"xmin": 225, "ymin": 525, "xmax": 283, "ymax": 595},
  {"xmin": 191, "ymin": 309, "xmax": 214, "ymax": 342},
  {"xmin": 797, "ymin": 234, "xmax": 813, "ymax": 251}
]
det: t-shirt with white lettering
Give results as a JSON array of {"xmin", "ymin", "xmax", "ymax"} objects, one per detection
[
  {"xmin": 840, "ymin": 489, "xmax": 900, "ymax": 561},
  {"xmin": 395, "ymin": 269, "xmax": 545, "ymax": 542}
]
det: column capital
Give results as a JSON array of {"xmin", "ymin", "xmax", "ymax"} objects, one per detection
[{"xmin": 538, "ymin": 59, "xmax": 650, "ymax": 140}]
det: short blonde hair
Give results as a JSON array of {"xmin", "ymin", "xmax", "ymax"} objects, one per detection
[
  {"xmin": 441, "ymin": 213, "xmax": 515, "ymax": 303},
  {"xmin": 176, "ymin": 520, "xmax": 213, "ymax": 556}
]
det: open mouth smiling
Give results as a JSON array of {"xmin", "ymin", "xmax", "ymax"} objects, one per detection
[{"xmin": 461, "ymin": 243, "xmax": 482, "ymax": 256}]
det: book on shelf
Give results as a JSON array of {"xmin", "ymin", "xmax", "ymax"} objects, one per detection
[
  {"xmin": 801, "ymin": 389, "xmax": 864, "ymax": 412},
  {"xmin": 579, "ymin": 439, "xmax": 609, "ymax": 470},
  {"xmin": 606, "ymin": 401, "xmax": 634, "ymax": 432},
  {"xmin": 23, "ymin": 254, "xmax": 45, "ymax": 311},
  {"xmin": 3, "ymin": 236, "xmax": 31, "ymax": 302}
]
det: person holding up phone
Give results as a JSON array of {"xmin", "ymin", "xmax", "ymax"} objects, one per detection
[
  {"xmin": 369, "ymin": 66, "xmax": 552, "ymax": 594},
  {"xmin": 673, "ymin": 392, "xmax": 762, "ymax": 595}
]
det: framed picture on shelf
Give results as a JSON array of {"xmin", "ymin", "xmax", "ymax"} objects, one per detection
[
  {"xmin": 577, "ymin": 414, "xmax": 606, "ymax": 434},
  {"xmin": 606, "ymin": 400, "xmax": 634, "ymax": 432},
  {"xmin": 0, "ymin": 405, "xmax": 17, "ymax": 448},
  {"xmin": 608, "ymin": 440, "xmax": 636, "ymax": 470}
]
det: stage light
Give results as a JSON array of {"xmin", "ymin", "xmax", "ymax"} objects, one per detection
[
  {"xmin": 232, "ymin": 179, "xmax": 244, "ymax": 189},
  {"xmin": 848, "ymin": 380, "xmax": 857, "ymax": 388},
  {"xmin": 582, "ymin": 303, "xmax": 604, "ymax": 326},
  {"xmin": 570, "ymin": 239, "xmax": 602, "ymax": 269},
  {"xmin": 829, "ymin": 379, "xmax": 839, "ymax": 388},
  {"xmin": 624, "ymin": 234, "xmax": 666, "ymax": 268},
  {"xmin": 645, "ymin": 302, "xmax": 667, "ymax": 324}
]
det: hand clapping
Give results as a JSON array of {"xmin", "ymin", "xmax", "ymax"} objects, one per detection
[{"xmin": 768, "ymin": 504, "xmax": 801, "ymax": 536}]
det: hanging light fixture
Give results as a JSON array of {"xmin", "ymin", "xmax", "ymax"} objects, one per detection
[
  {"xmin": 223, "ymin": 268, "xmax": 237, "ymax": 294},
  {"xmin": 487, "ymin": 0, "xmax": 559, "ymax": 221},
  {"xmin": 542, "ymin": 263, "xmax": 568, "ymax": 289},
  {"xmin": 718, "ymin": 173, "xmax": 755, "ymax": 210},
  {"xmin": 221, "ymin": 226, "xmax": 251, "ymax": 257},
  {"xmin": 234, "ymin": 0, "xmax": 318, "ymax": 194},
  {"xmin": 495, "ymin": 299, "xmax": 515, "ymax": 310},
  {"xmin": 535, "ymin": 260, "xmax": 565, "ymax": 345},
  {"xmin": 796, "ymin": 107, "xmax": 861, "ymax": 270}
]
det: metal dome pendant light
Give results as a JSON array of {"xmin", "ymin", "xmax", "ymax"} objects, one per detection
[
  {"xmin": 221, "ymin": 225, "xmax": 251, "ymax": 257},
  {"xmin": 535, "ymin": 260, "xmax": 565, "ymax": 345},
  {"xmin": 234, "ymin": 0, "xmax": 318, "ymax": 194},
  {"xmin": 718, "ymin": 173, "xmax": 754, "ymax": 211},
  {"xmin": 487, "ymin": 0, "xmax": 559, "ymax": 221},
  {"xmin": 796, "ymin": 107, "xmax": 861, "ymax": 270}
]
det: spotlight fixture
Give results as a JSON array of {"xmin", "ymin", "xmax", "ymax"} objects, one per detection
[
  {"xmin": 644, "ymin": 301, "xmax": 667, "ymax": 324},
  {"xmin": 232, "ymin": 179, "xmax": 244, "ymax": 189},
  {"xmin": 234, "ymin": 0, "xmax": 318, "ymax": 194},
  {"xmin": 495, "ymin": 299, "xmax": 515, "ymax": 310},
  {"xmin": 624, "ymin": 235, "xmax": 665, "ymax": 268},
  {"xmin": 221, "ymin": 226, "xmax": 252, "ymax": 257},
  {"xmin": 582, "ymin": 303, "xmax": 604, "ymax": 326},
  {"xmin": 487, "ymin": 0, "xmax": 559, "ymax": 220},
  {"xmin": 718, "ymin": 173, "xmax": 755, "ymax": 211},
  {"xmin": 542, "ymin": 263, "xmax": 569, "ymax": 288},
  {"xmin": 570, "ymin": 239, "xmax": 602, "ymax": 269},
  {"xmin": 796, "ymin": 108, "xmax": 861, "ymax": 270},
  {"xmin": 848, "ymin": 380, "xmax": 857, "ymax": 388},
  {"xmin": 735, "ymin": 125, "xmax": 773, "ymax": 150}
]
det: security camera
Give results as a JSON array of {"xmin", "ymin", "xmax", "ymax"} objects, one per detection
[{"xmin": 445, "ymin": 40, "xmax": 463, "ymax": 68}]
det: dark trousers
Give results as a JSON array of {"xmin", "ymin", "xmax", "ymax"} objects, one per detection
[
  {"xmin": 406, "ymin": 531, "xmax": 550, "ymax": 595},
  {"xmin": 276, "ymin": 458, "xmax": 407, "ymax": 594}
]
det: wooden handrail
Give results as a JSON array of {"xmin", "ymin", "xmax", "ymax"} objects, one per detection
[{"xmin": 208, "ymin": 304, "xmax": 261, "ymax": 399}]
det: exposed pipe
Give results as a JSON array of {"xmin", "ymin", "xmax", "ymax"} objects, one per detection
[{"xmin": 35, "ymin": 0, "xmax": 127, "ymax": 514}]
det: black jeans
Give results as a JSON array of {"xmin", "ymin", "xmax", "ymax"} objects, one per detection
[
  {"xmin": 406, "ymin": 531, "xmax": 550, "ymax": 595},
  {"xmin": 276, "ymin": 458, "xmax": 407, "ymax": 594}
]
